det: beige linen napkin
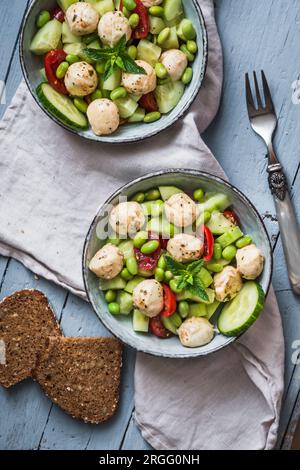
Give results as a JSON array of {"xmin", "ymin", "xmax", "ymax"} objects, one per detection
[{"xmin": 0, "ymin": 0, "xmax": 284, "ymax": 450}]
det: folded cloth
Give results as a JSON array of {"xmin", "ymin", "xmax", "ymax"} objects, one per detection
[{"xmin": 0, "ymin": 0, "xmax": 284, "ymax": 450}]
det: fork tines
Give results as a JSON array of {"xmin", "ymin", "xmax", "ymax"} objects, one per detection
[{"xmin": 245, "ymin": 70, "xmax": 275, "ymax": 116}]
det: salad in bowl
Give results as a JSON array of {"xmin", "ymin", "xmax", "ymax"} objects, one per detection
[
  {"xmin": 84, "ymin": 172, "xmax": 271, "ymax": 356},
  {"xmin": 25, "ymin": 0, "xmax": 205, "ymax": 140}
]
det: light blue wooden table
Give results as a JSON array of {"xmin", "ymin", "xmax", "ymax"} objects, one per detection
[{"xmin": 1, "ymin": 0, "xmax": 300, "ymax": 450}]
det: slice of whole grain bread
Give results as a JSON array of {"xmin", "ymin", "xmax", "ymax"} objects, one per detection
[
  {"xmin": 0, "ymin": 290, "xmax": 62, "ymax": 388},
  {"xmin": 33, "ymin": 336, "xmax": 122, "ymax": 424}
]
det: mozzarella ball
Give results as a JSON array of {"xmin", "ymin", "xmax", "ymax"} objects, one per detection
[
  {"xmin": 160, "ymin": 49, "xmax": 188, "ymax": 82},
  {"xmin": 89, "ymin": 244, "xmax": 124, "ymax": 279},
  {"xmin": 214, "ymin": 266, "xmax": 243, "ymax": 302},
  {"xmin": 122, "ymin": 60, "xmax": 156, "ymax": 95},
  {"xmin": 64, "ymin": 62, "xmax": 98, "ymax": 97},
  {"xmin": 109, "ymin": 201, "xmax": 145, "ymax": 236},
  {"xmin": 178, "ymin": 317, "xmax": 214, "ymax": 348},
  {"xmin": 141, "ymin": 0, "xmax": 163, "ymax": 7},
  {"xmin": 164, "ymin": 193, "xmax": 197, "ymax": 227},
  {"xmin": 133, "ymin": 280, "xmax": 164, "ymax": 317},
  {"xmin": 66, "ymin": 2, "xmax": 99, "ymax": 36},
  {"xmin": 98, "ymin": 11, "xmax": 132, "ymax": 47},
  {"xmin": 167, "ymin": 234, "xmax": 204, "ymax": 263},
  {"xmin": 87, "ymin": 99, "xmax": 120, "ymax": 135},
  {"xmin": 236, "ymin": 244, "xmax": 265, "ymax": 280}
]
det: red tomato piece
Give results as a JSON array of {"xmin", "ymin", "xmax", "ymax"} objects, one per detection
[
  {"xmin": 223, "ymin": 209, "xmax": 239, "ymax": 225},
  {"xmin": 132, "ymin": 0, "xmax": 149, "ymax": 39},
  {"xmin": 161, "ymin": 284, "xmax": 177, "ymax": 318},
  {"xmin": 139, "ymin": 93, "xmax": 158, "ymax": 113},
  {"xmin": 51, "ymin": 7, "xmax": 65, "ymax": 23},
  {"xmin": 134, "ymin": 246, "xmax": 161, "ymax": 271},
  {"xmin": 149, "ymin": 316, "xmax": 171, "ymax": 338},
  {"xmin": 200, "ymin": 225, "xmax": 214, "ymax": 262},
  {"xmin": 44, "ymin": 49, "xmax": 68, "ymax": 95}
]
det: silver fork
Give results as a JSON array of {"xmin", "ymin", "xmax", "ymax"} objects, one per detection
[{"xmin": 245, "ymin": 70, "xmax": 300, "ymax": 295}]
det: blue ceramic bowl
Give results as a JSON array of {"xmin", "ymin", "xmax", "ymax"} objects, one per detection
[
  {"xmin": 83, "ymin": 170, "xmax": 273, "ymax": 358},
  {"xmin": 20, "ymin": 0, "xmax": 208, "ymax": 143}
]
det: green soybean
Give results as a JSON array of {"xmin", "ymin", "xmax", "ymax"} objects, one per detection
[
  {"xmin": 123, "ymin": 6, "xmax": 131, "ymax": 17},
  {"xmin": 186, "ymin": 40, "xmax": 198, "ymax": 54},
  {"xmin": 73, "ymin": 98, "xmax": 88, "ymax": 114},
  {"xmin": 129, "ymin": 13, "xmax": 140, "ymax": 28},
  {"xmin": 144, "ymin": 112, "xmax": 161, "ymax": 123},
  {"xmin": 155, "ymin": 268, "xmax": 165, "ymax": 282},
  {"xmin": 169, "ymin": 279, "xmax": 182, "ymax": 294},
  {"xmin": 213, "ymin": 243, "xmax": 222, "ymax": 260},
  {"xmin": 107, "ymin": 236, "xmax": 120, "ymax": 246},
  {"xmin": 157, "ymin": 27, "xmax": 170, "ymax": 46},
  {"xmin": 236, "ymin": 235, "xmax": 252, "ymax": 249},
  {"xmin": 110, "ymin": 87, "xmax": 127, "ymax": 101},
  {"xmin": 164, "ymin": 270, "xmax": 173, "ymax": 281},
  {"xmin": 126, "ymin": 256, "xmax": 139, "ymax": 276},
  {"xmin": 149, "ymin": 6, "xmax": 164, "ymax": 17},
  {"xmin": 178, "ymin": 301, "xmax": 189, "ymax": 319},
  {"xmin": 206, "ymin": 263, "xmax": 223, "ymax": 273},
  {"xmin": 141, "ymin": 240, "xmax": 160, "ymax": 254},
  {"xmin": 181, "ymin": 67, "xmax": 193, "ymax": 85},
  {"xmin": 108, "ymin": 302, "xmax": 120, "ymax": 315},
  {"xmin": 222, "ymin": 245, "xmax": 237, "ymax": 261},
  {"xmin": 155, "ymin": 62, "xmax": 168, "ymax": 79},
  {"xmin": 96, "ymin": 61, "xmax": 106, "ymax": 74},
  {"xmin": 36, "ymin": 10, "xmax": 51, "ymax": 28},
  {"xmin": 145, "ymin": 188, "xmax": 161, "ymax": 201},
  {"xmin": 182, "ymin": 20, "xmax": 196, "ymax": 40},
  {"xmin": 193, "ymin": 188, "xmax": 204, "ymax": 201},
  {"xmin": 123, "ymin": 0, "xmax": 137, "ymax": 10},
  {"xmin": 105, "ymin": 290, "xmax": 117, "ymax": 303},
  {"xmin": 180, "ymin": 45, "xmax": 195, "ymax": 62},
  {"xmin": 66, "ymin": 54, "xmax": 80, "ymax": 65},
  {"xmin": 158, "ymin": 255, "xmax": 167, "ymax": 270},
  {"xmin": 133, "ymin": 231, "xmax": 148, "ymax": 248},
  {"xmin": 91, "ymin": 90, "xmax": 103, "ymax": 101},
  {"xmin": 131, "ymin": 192, "xmax": 145, "ymax": 203},
  {"xmin": 121, "ymin": 268, "xmax": 134, "ymax": 281},
  {"xmin": 56, "ymin": 61, "xmax": 69, "ymax": 79},
  {"xmin": 127, "ymin": 45, "xmax": 137, "ymax": 60}
]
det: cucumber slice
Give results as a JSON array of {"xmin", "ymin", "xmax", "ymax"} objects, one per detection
[
  {"xmin": 216, "ymin": 226, "xmax": 243, "ymax": 248},
  {"xmin": 137, "ymin": 40, "xmax": 162, "ymax": 67},
  {"xmin": 161, "ymin": 26, "xmax": 179, "ymax": 50},
  {"xmin": 30, "ymin": 19, "xmax": 62, "ymax": 55},
  {"xmin": 118, "ymin": 240, "xmax": 135, "ymax": 260},
  {"xmin": 39, "ymin": 68, "xmax": 47, "ymax": 82},
  {"xmin": 36, "ymin": 83, "xmax": 88, "ymax": 130},
  {"xmin": 206, "ymin": 300, "xmax": 220, "ymax": 320},
  {"xmin": 163, "ymin": 0, "xmax": 184, "ymax": 24},
  {"xmin": 125, "ymin": 277, "xmax": 144, "ymax": 294},
  {"xmin": 218, "ymin": 282, "xmax": 265, "ymax": 336},
  {"xmin": 158, "ymin": 186, "xmax": 183, "ymax": 201},
  {"xmin": 133, "ymin": 309, "xmax": 149, "ymax": 333},
  {"xmin": 102, "ymin": 68, "xmax": 122, "ymax": 90},
  {"xmin": 63, "ymin": 42, "xmax": 85, "ymax": 56},
  {"xmin": 149, "ymin": 17, "xmax": 166, "ymax": 35},
  {"xmin": 117, "ymin": 291, "xmax": 133, "ymax": 315},
  {"xmin": 206, "ymin": 211, "xmax": 235, "ymax": 235},
  {"xmin": 99, "ymin": 275, "xmax": 126, "ymax": 291},
  {"xmin": 155, "ymin": 81, "xmax": 185, "ymax": 114},
  {"xmin": 128, "ymin": 107, "xmax": 145, "ymax": 123},
  {"xmin": 197, "ymin": 193, "xmax": 231, "ymax": 214},
  {"xmin": 57, "ymin": 0, "xmax": 77, "ymax": 12},
  {"xmin": 62, "ymin": 22, "xmax": 81, "ymax": 44},
  {"xmin": 86, "ymin": 0, "xmax": 115, "ymax": 16},
  {"xmin": 115, "ymin": 96, "xmax": 138, "ymax": 119}
]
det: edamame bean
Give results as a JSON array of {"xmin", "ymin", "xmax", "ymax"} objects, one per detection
[
  {"xmin": 158, "ymin": 255, "xmax": 167, "ymax": 270},
  {"xmin": 121, "ymin": 268, "xmax": 133, "ymax": 281},
  {"xmin": 108, "ymin": 302, "xmax": 120, "ymax": 315},
  {"xmin": 143, "ymin": 200, "xmax": 163, "ymax": 217},
  {"xmin": 155, "ymin": 268, "xmax": 165, "ymax": 282},
  {"xmin": 126, "ymin": 256, "xmax": 139, "ymax": 276},
  {"xmin": 164, "ymin": 270, "xmax": 173, "ymax": 281},
  {"xmin": 193, "ymin": 188, "xmax": 204, "ymax": 201},
  {"xmin": 222, "ymin": 245, "xmax": 237, "ymax": 261},
  {"xmin": 105, "ymin": 290, "xmax": 117, "ymax": 303},
  {"xmin": 181, "ymin": 67, "xmax": 193, "ymax": 85},
  {"xmin": 73, "ymin": 98, "xmax": 88, "ymax": 114},
  {"xmin": 91, "ymin": 90, "xmax": 103, "ymax": 101},
  {"xmin": 123, "ymin": 6, "xmax": 131, "ymax": 17},
  {"xmin": 204, "ymin": 210, "xmax": 211, "ymax": 224},
  {"xmin": 110, "ymin": 87, "xmax": 127, "ymax": 101},
  {"xmin": 180, "ymin": 45, "xmax": 195, "ymax": 62},
  {"xmin": 96, "ymin": 61, "xmax": 106, "ymax": 74},
  {"xmin": 178, "ymin": 301, "xmax": 189, "ymax": 319},
  {"xmin": 149, "ymin": 6, "xmax": 164, "ymax": 17},
  {"xmin": 107, "ymin": 236, "xmax": 120, "ymax": 246},
  {"xmin": 206, "ymin": 263, "xmax": 223, "ymax": 273},
  {"xmin": 169, "ymin": 279, "xmax": 182, "ymax": 293},
  {"xmin": 144, "ymin": 112, "xmax": 161, "ymax": 123},
  {"xmin": 141, "ymin": 240, "xmax": 160, "ymax": 254},
  {"xmin": 127, "ymin": 45, "xmax": 137, "ymax": 60},
  {"xmin": 236, "ymin": 235, "xmax": 252, "ymax": 249},
  {"xmin": 186, "ymin": 40, "xmax": 198, "ymax": 54},
  {"xmin": 145, "ymin": 188, "xmax": 161, "ymax": 201},
  {"xmin": 66, "ymin": 54, "xmax": 80, "ymax": 65},
  {"xmin": 182, "ymin": 20, "xmax": 196, "ymax": 40},
  {"xmin": 123, "ymin": 0, "xmax": 137, "ymax": 10},
  {"xmin": 157, "ymin": 27, "xmax": 170, "ymax": 46},
  {"xmin": 56, "ymin": 61, "xmax": 69, "ymax": 79},
  {"xmin": 133, "ymin": 231, "xmax": 148, "ymax": 248},
  {"xmin": 131, "ymin": 192, "xmax": 145, "ymax": 203},
  {"xmin": 36, "ymin": 10, "xmax": 51, "ymax": 28},
  {"xmin": 129, "ymin": 13, "xmax": 140, "ymax": 28},
  {"xmin": 213, "ymin": 243, "xmax": 222, "ymax": 260},
  {"xmin": 155, "ymin": 62, "xmax": 168, "ymax": 79}
]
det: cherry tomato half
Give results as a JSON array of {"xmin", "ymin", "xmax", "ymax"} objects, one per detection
[
  {"xmin": 223, "ymin": 209, "xmax": 239, "ymax": 225},
  {"xmin": 139, "ymin": 92, "xmax": 158, "ymax": 113},
  {"xmin": 51, "ymin": 7, "xmax": 65, "ymax": 23},
  {"xmin": 44, "ymin": 49, "xmax": 68, "ymax": 95},
  {"xmin": 149, "ymin": 316, "xmax": 171, "ymax": 338},
  {"xmin": 161, "ymin": 284, "xmax": 177, "ymax": 318}
]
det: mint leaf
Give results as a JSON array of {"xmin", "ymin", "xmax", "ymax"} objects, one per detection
[
  {"xmin": 176, "ymin": 276, "xmax": 188, "ymax": 291},
  {"xmin": 84, "ymin": 48, "xmax": 114, "ymax": 61},
  {"xmin": 116, "ymin": 35, "xmax": 127, "ymax": 53},
  {"xmin": 120, "ymin": 53, "xmax": 146, "ymax": 74},
  {"xmin": 187, "ymin": 259, "xmax": 204, "ymax": 275},
  {"xmin": 103, "ymin": 61, "xmax": 115, "ymax": 81},
  {"xmin": 187, "ymin": 277, "xmax": 209, "ymax": 302},
  {"xmin": 164, "ymin": 256, "xmax": 186, "ymax": 276}
]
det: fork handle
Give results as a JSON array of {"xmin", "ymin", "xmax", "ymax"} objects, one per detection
[{"xmin": 268, "ymin": 164, "xmax": 300, "ymax": 294}]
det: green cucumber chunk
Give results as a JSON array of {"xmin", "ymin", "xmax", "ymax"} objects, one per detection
[
  {"xmin": 218, "ymin": 282, "xmax": 265, "ymax": 336},
  {"xmin": 197, "ymin": 268, "xmax": 213, "ymax": 288},
  {"xmin": 133, "ymin": 309, "xmax": 149, "ymax": 332},
  {"xmin": 125, "ymin": 276, "xmax": 145, "ymax": 294},
  {"xmin": 161, "ymin": 26, "xmax": 179, "ymax": 50},
  {"xmin": 36, "ymin": 83, "xmax": 88, "ymax": 130},
  {"xmin": 197, "ymin": 193, "xmax": 231, "ymax": 214},
  {"xmin": 62, "ymin": 21, "xmax": 82, "ymax": 44},
  {"xmin": 102, "ymin": 68, "xmax": 122, "ymax": 90},
  {"xmin": 163, "ymin": 0, "xmax": 184, "ymax": 24},
  {"xmin": 161, "ymin": 312, "xmax": 182, "ymax": 335},
  {"xmin": 206, "ymin": 300, "xmax": 221, "ymax": 320},
  {"xmin": 118, "ymin": 240, "xmax": 135, "ymax": 260},
  {"xmin": 147, "ymin": 217, "xmax": 178, "ymax": 238},
  {"xmin": 86, "ymin": 0, "xmax": 115, "ymax": 15},
  {"xmin": 216, "ymin": 226, "xmax": 244, "ymax": 248},
  {"xmin": 137, "ymin": 39, "xmax": 162, "ymax": 67},
  {"xmin": 117, "ymin": 291, "xmax": 133, "ymax": 315},
  {"xmin": 57, "ymin": 0, "xmax": 77, "ymax": 11},
  {"xmin": 30, "ymin": 19, "xmax": 62, "ymax": 55},
  {"xmin": 149, "ymin": 16, "xmax": 166, "ymax": 35},
  {"xmin": 155, "ymin": 81, "xmax": 185, "ymax": 114},
  {"xmin": 115, "ymin": 96, "xmax": 138, "ymax": 119},
  {"xmin": 128, "ymin": 107, "xmax": 146, "ymax": 123},
  {"xmin": 206, "ymin": 211, "xmax": 235, "ymax": 235},
  {"xmin": 188, "ymin": 303, "xmax": 207, "ymax": 318},
  {"xmin": 63, "ymin": 42, "xmax": 84, "ymax": 56},
  {"xmin": 99, "ymin": 275, "xmax": 126, "ymax": 291},
  {"xmin": 158, "ymin": 186, "xmax": 183, "ymax": 201}
]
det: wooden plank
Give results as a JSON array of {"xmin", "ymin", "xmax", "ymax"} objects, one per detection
[{"xmin": 121, "ymin": 415, "xmax": 152, "ymax": 450}]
